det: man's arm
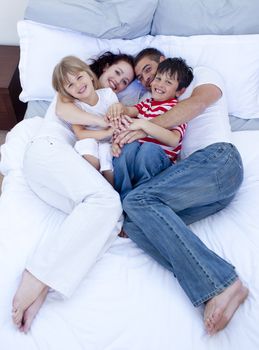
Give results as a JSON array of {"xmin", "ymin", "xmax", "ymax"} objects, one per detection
[{"xmin": 151, "ymin": 84, "xmax": 222, "ymax": 128}]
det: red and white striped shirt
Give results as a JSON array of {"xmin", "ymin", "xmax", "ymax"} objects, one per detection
[{"xmin": 135, "ymin": 98, "xmax": 187, "ymax": 162}]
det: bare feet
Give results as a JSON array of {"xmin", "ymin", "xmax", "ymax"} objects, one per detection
[
  {"xmin": 19, "ymin": 287, "xmax": 48, "ymax": 333},
  {"xmin": 204, "ymin": 279, "xmax": 249, "ymax": 335},
  {"xmin": 12, "ymin": 270, "xmax": 47, "ymax": 328}
]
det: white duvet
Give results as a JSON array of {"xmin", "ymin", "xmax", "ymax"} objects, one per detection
[{"xmin": 0, "ymin": 117, "xmax": 259, "ymax": 350}]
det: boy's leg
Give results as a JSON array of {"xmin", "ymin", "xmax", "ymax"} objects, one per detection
[
  {"xmin": 113, "ymin": 141, "xmax": 141, "ymax": 199},
  {"xmin": 133, "ymin": 142, "xmax": 172, "ymax": 187},
  {"xmin": 113, "ymin": 142, "xmax": 171, "ymax": 200}
]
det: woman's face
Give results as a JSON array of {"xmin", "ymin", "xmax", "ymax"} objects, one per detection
[{"xmin": 99, "ymin": 60, "xmax": 134, "ymax": 93}]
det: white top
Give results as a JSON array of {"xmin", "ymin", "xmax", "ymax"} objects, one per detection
[
  {"xmin": 34, "ymin": 88, "xmax": 118, "ymax": 144},
  {"xmin": 180, "ymin": 66, "xmax": 231, "ymax": 158}
]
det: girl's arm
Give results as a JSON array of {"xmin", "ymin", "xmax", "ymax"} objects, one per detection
[
  {"xmin": 56, "ymin": 94, "xmax": 108, "ymax": 128},
  {"xmin": 126, "ymin": 116, "xmax": 181, "ymax": 147},
  {"xmin": 72, "ymin": 124, "xmax": 114, "ymax": 141},
  {"xmin": 107, "ymin": 102, "xmax": 139, "ymax": 119}
]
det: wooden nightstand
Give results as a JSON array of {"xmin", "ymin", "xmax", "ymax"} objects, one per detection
[{"xmin": 0, "ymin": 45, "xmax": 27, "ymax": 130}]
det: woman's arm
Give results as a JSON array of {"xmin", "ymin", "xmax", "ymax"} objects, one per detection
[
  {"xmin": 56, "ymin": 94, "xmax": 108, "ymax": 128},
  {"xmin": 151, "ymin": 84, "xmax": 222, "ymax": 128},
  {"xmin": 126, "ymin": 117, "xmax": 181, "ymax": 147},
  {"xmin": 72, "ymin": 124, "xmax": 114, "ymax": 141}
]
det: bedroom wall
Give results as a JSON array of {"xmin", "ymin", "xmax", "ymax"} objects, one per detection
[{"xmin": 0, "ymin": 0, "xmax": 28, "ymax": 45}]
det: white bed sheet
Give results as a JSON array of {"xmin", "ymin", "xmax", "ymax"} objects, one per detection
[{"xmin": 0, "ymin": 118, "xmax": 259, "ymax": 350}]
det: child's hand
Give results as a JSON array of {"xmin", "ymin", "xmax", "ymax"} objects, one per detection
[
  {"xmin": 112, "ymin": 142, "xmax": 122, "ymax": 157},
  {"xmin": 107, "ymin": 103, "xmax": 125, "ymax": 128},
  {"xmin": 120, "ymin": 115, "xmax": 145, "ymax": 131}
]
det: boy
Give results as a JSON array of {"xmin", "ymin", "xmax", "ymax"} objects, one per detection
[{"xmin": 108, "ymin": 57, "xmax": 193, "ymax": 199}]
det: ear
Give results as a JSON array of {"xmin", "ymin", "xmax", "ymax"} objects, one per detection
[
  {"xmin": 175, "ymin": 87, "xmax": 186, "ymax": 97},
  {"xmin": 159, "ymin": 55, "xmax": 166, "ymax": 63},
  {"xmin": 103, "ymin": 63, "xmax": 110, "ymax": 72}
]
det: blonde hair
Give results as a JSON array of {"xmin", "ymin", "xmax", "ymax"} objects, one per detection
[{"xmin": 52, "ymin": 55, "xmax": 100, "ymax": 101}]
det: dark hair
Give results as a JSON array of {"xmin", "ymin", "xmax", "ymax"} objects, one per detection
[
  {"xmin": 134, "ymin": 47, "xmax": 164, "ymax": 67},
  {"xmin": 157, "ymin": 57, "xmax": 193, "ymax": 91},
  {"xmin": 89, "ymin": 51, "xmax": 134, "ymax": 78}
]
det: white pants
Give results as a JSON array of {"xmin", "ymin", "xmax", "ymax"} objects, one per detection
[
  {"xmin": 23, "ymin": 136, "xmax": 122, "ymax": 297},
  {"xmin": 74, "ymin": 138, "xmax": 113, "ymax": 172}
]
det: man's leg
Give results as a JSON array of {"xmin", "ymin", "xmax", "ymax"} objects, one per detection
[{"xmin": 123, "ymin": 142, "xmax": 244, "ymax": 306}]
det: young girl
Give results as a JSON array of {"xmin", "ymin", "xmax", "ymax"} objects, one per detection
[{"xmin": 52, "ymin": 55, "xmax": 119, "ymax": 184}]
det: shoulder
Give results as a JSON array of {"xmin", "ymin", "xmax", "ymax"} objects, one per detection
[
  {"xmin": 193, "ymin": 66, "xmax": 224, "ymax": 87},
  {"xmin": 179, "ymin": 66, "xmax": 225, "ymax": 100}
]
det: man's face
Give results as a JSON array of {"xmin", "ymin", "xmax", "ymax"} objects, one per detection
[{"xmin": 135, "ymin": 57, "xmax": 160, "ymax": 90}]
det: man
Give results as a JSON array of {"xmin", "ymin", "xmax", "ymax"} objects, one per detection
[{"xmin": 113, "ymin": 48, "xmax": 248, "ymax": 335}]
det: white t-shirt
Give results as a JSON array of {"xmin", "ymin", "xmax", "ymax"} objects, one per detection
[
  {"xmin": 75, "ymin": 88, "xmax": 118, "ymax": 130},
  {"xmin": 36, "ymin": 88, "xmax": 118, "ymax": 144},
  {"xmin": 136, "ymin": 66, "xmax": 231, "ymax": 158},
  {"xmin": 180, "ymin": 66, "xmax": 231, "ymax": 158}
]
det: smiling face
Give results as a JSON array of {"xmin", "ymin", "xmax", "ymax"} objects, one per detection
[
  {"xmin": 150, "ymin": 72, "xmax": 180, "ymax": 102},
  {"xmin": 98, "ymin": 60, "xmax": 134, "ymax": 93},
  {"xmin": 135, "ymin": 56, "xmax": 163, "ymax": 90},
  {"xmin": 64, "ymin": 70, "xmax": 97, "ymax": 104}
]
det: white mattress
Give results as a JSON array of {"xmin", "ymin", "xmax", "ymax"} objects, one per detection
[{"xmin": 0, "ymin": 118, "xmax": 259, "ymax": 349}]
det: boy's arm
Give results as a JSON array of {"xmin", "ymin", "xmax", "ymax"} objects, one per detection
[
  {"xmin": 56, "ymin": 94, "xmax": 108, "ymax": 128},
  {"xmin": 151, "ymin": 84, "xmax": 222, "ymax": 128},
  {"xmin": 72, "ymin": 124, "xmax": 114, "ymax": 141},
  {"xmin": 126, "ymin": 117, "xmax": 182, "ymax": 147}
]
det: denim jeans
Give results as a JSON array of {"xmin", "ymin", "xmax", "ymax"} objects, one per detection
[
  {"xmin": 121, "ymin": 142, "xmax": 243, "ymax": 306},
  {"xmin": 113, "ymin": 141, "xmax": 172, "ymax": 200}
]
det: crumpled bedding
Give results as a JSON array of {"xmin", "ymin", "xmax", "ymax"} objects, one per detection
[{"xmin": 0, "ymin": 118, "xmax": 259, "ymax": 349}]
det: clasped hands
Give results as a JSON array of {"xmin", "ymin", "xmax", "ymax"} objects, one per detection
[{"xmin": 105, "ymin": 103, "xmax": 146, "ymax": 157}]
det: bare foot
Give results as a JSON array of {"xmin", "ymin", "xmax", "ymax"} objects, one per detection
[
  {"xmin": 12, "ymin": 270, "xmax": 47, "ymax": 328},
  {"xmin": 204, "ymin": 279, "xmax": 249, "ymax": 335},
  {"xmin": 19, "ymin": 287, "xmax": 49, "ymax": 333}
]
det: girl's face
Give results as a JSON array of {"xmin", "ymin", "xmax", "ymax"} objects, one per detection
[
  {"xmin": 64, "ymin": 70, "xmax": 97, "ymax": 103},
  {"xmin": 98, "ymin": 60, "xmax": 134, "ymax": 93}
]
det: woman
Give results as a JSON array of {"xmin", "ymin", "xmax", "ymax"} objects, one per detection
[{"xmin": 12, "ymin": 52, "xmax": 135, "ymax": 333}]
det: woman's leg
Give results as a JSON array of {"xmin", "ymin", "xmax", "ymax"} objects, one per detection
[
  {"xmin": 13, "ymin": 137, "xmax": 122, "ymax": 326},
  {"xmin": 123, "ymin": 142, "xmax": 247, "ymax": 333}
]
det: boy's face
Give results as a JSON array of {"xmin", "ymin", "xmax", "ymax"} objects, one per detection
[
  {"xmin": 135, "ymin": 57, "xmax": 161, "ymax": 90},
  {"xmin": 150, "ymin": 72, "xmax": 180, "ymax": 102}
]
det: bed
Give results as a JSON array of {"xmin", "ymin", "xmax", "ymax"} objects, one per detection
[{"xmin": 1, "ymin": 1, "xmax": 259, "ymax": 349}]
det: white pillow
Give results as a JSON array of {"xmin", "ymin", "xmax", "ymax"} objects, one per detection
[{"xmin": 18, "ymin": 20, "xmax": 259, "ymax": 119}]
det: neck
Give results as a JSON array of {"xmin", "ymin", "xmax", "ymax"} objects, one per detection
[{"xmin": 81, "ymin": 91, "xmax": 99, "ymax": 105}]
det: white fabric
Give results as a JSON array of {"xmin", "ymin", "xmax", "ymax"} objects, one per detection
[
  {"xmin": 74, "ymin": 88, "xmax": 118, "ymax": 171},
  {"xmin": 23, "ymin": 136, "xmax": 122, "ymax": 297},
  {"xmin": 180, "ymin": 66, "xmax": 231, "ymax": 158},
  {"xmin": 38, "ymin": 94, "xmax": 76, "ymax": 144},
  {"xmin": 0, "ymin": 118, "xmax": 259, "ymax": 348},
  {"xmin": 17, "ymin": 20, "xmax": 259, "ymax": 119},
  {"xmin": 74, "ymin": 139, "xmax": 113, "ymax": 172}
]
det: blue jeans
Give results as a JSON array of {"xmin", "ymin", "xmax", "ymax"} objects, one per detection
[
  {"xmin": 113, "ymin": 141, "xmax": 172, "ymax": 200},
  {"xmin": 120, "ymin": 142, "xmax": 243, "ymax": 307}
]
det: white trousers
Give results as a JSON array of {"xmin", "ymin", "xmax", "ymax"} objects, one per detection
[
  {"xmin": 74, "ymin": 138, "xmax": 113, "ymax": 171},
  {"xmin": 23, "ymin": 136, "xmax": 122, "ymax": 297}
]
